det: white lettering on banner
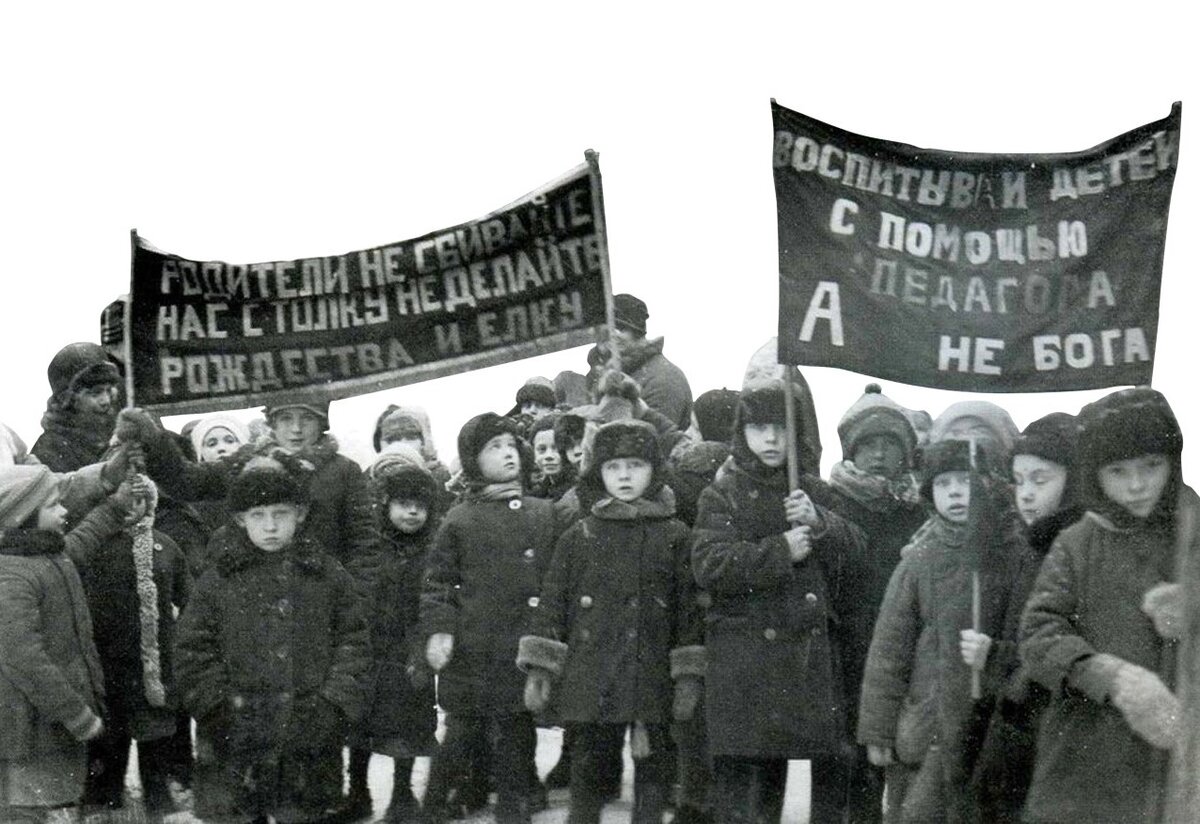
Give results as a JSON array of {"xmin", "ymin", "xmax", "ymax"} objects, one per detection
[
  {"xmin": 938, "ymin": 336, "xmax": 1004, "ymax": 375},
  {"xmin": 797, "ymin": 282, "xmax": 844, "ymax": 346},
  {"xmin": 1032, "ymin": 328, "xmax": 1151, "ymax": 371},
  {"xmin": 876, "ymin": 213, "xmax": 1087, "ymax": 265},
  {"xmin": 1048, "ymin": 130, "xmax": 1181, "ymax": 200}
]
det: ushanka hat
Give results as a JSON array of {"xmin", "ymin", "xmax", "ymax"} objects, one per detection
[
  {"xmin": 1013, "ymin": 412, "xmax": 1079, "ymax": 469},
  {"xmin": 47, "ymin": 342, "xmax": 121, "ymax": 401},
  {"xmin": 457, "ymin": 412, "xmax": 524, "ymax": 482},
  {"xmin": 0, "ymin": 465, "xmax": 59, "ymax": 528},
  {"xmin": 374, "ymin": 461, "xmax": 440, "ymax": 512},
  {"xmin": 837, "ymin": 383, "xmax": 917, "ymax": 462},
  {"xmin": 916, "ymin": 439, "xmax": 996, "ymax": 502},
  {"xmin": 581, "ymin": 419, "xmax": 664, "ymax": 497},
  {"xmin": 228, "ymin": 466, "xmax": 307, "ymax": 513},
  {"xmin": 514, "ymin": 377, "xmax": 557, "ymax": 410},
  {"xmin": 693, "ymin": 388, "xmax": 740, "ymax": 444}
]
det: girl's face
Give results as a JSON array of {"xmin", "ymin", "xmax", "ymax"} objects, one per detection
[
  {"xmin": 1012, "ymin": 454, "xmax": 1068, "ymax": 525},
  {"xmin": 932, "ymin": 470, "xmax": 971, "ymax": 523},
  {"xmin": 37, "ymin": 489, "xmax": 68, "ymax": 534},
  {"xmin": 271, "ymin": 409, "xmax": 324, "ymax": 453},
  {"xmin": 532, "ymin": 430, "xmax": 561, "ymax": 476},
  {"xmin": 744, "ymin": 422, "xmax": 786, "ymax": 467},
  {"xmin": 852, "ymin": 434, "xmax": 907, "ymax": 481},
  {"xmin": 200, "ymin": 426, "xmax": 242, "ymax": 462},
  {"xmin": 388, "ymin": 498, "xmax": 429, "ymax": 534},
  {"xmin": 1098, "ymin": 453, "xmax": 1172, "ymax": 518},
  {"xmin": 600, "ymin": 457, "xmax": 653, "ymax": 502},
  {"xmin": 384, "ymin": 434, "xmax": 425, "ymax": 455},
  {"xmin": 476, "ymin": 433, "xmax": 521, "ymax": 483}
]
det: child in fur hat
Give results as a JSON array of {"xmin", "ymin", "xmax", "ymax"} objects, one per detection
[
  {"xmin": 518, "ymin": 419, "xmax": 703, "ymax": 824},
  {"xmin": 174, "ymin": 466, "xmax": 369, "ymax": 824},
  {"xmin": 1020, "ymin": 387, "xmax": 1195, "ymax": 824},
  {"xmin": 857, "ymin": 440, "xmax": 1034, "ymax": 824},
  {"xmin": 31, "ymin": 342, "xmax": 123, "ymax": 473},
  {"xmin": 692, "ymin": 379, "xmax": 868, "ymax": 824},
  {"xmin": 0, "ymin": 465, "xmax": 106, "ymax": 823},
  {"xmin": 420, "ymin": 413, "xmax": 560, "ymax": 824}
]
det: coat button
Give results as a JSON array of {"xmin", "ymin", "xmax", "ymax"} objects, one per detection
[
  {"xmin": 580, "ymin": 595, "xmax": 593, "ymax": 608},
  {"xmin": 763, "ymin": 628, "xmax": 777, "ymax": 641},
  {"xmin": 628, "ymin": 596, "xmax": 639, "ymax": 608},
  {"xmin": 523, "ymin": 548, "xmax": 535, "ymax": 560},
  {"xmin": 509, "ymin": 499, "xmax": 523, "ymax": 510},
  {"xmin": 527, "ymin": 596, "xmax": 540, "ymax": 608},
  {"xmin": 627, "ymin": 628, "xmax": 638, "ymax": 639},
  {"xmin": 275, "ymin": 647, "xmax": 288, "ymax": 660},
  {"xmin": 805, "ymin": 592, "xmax": 818, "ymax": 605}
]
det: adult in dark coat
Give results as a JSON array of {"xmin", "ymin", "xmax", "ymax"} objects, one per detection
[
  {"xmin": 31, "ymin": 343, "xmax": 122, "ymax": 473},
  {"xmin": 692, "ymin": 380, "xmax": 868, "ymax": 824}
]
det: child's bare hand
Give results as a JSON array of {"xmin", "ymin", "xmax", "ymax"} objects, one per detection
[
  {"xmin": 866, "ymin": 744, "xmax": 895, "ymax": 767},
  {"xmin": 426, "ymin": 633, "xmax": 454, "ymax": 671},
  {"xmin": 784, "ymin": 525, "xmax": 812, "ymax": 563},
  {"xmin": 959, "ymin": 629, "xmax": 992, "ymax": 668},
  {"xmin": 783, "ymin": 490, "xmax": 821, "ymax": 528},
  {"xmin": 1142, "ymin": 582, "xmax": 1183, "ymax": 640}
]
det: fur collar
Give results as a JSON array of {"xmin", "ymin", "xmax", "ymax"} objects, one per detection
[
  {"xmin": 615, "ymin": 335, "xmax": 666, "ymax": 373},
  {"xmin": 215, "ymin": 531, "xmax": 330, "ymax": 578},
  {"xmin": 591, "ymin": 485, "xmax": 677, "ymax": 521},
  {"xmin": 0, "ymin": 528, "xmax": 66, "ymax": 556}
]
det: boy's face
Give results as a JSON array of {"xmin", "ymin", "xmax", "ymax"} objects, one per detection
[
  {"xmin": 235, "ymin": 503, "xmax": 307, "ymax": 551},
  {"xmin": 744, "ymin": 422, "xmax": 786, "ymax": 467},
  {"xmin": 521, "ymin": 401, "xmax": 553, "ymax": 420},
  {"xmin": 1098, "ymin": 453, "xmax": 1171, "ymax": 518},
  {"xmin": 932, "ymin": 470, "xmax": 971, "ymax": 522},
  {"xmin": 532, "ymin": 429, "xmax": 561, "ymax": 476},
  {"xmin": 601, "ymin": 457, "xmax": 653, "ymax": 502},
  {"xmin": 384, "ymin": 434, "xmax": 425, "ymax": 455},
  {"xmin": 36, "ymin": 489, "xmax": 68, "ymax": 534},
  {"xmin": 75, "ymin": 383, "xmax": 119, "ymax": 416},
  {"xmin": 852, "ymin": 434, "xmax": 907, "ymax": 481},
  {"xmin": 200, "ymin": 426, "xmax": 242, "ymax": 463},
  {"xmin": 477, "ymin": 432, "xmax": 521, "ymax": 483},
  {"xmin": 388, "ymin": 498, "xmax": 429, "ymax": 534},
  {"xmin": 1012, "ymin": 454, "xmax": 1068, "ymax": 525},
  {"xmin": 271, "ymin": 409, "xmax": 324, "ymax": 453}
]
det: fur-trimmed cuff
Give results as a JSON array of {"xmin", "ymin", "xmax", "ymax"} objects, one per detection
[
  {"xmin": 65, "ymin": 706, "xmax": 102, "ymax": 741},
  {"xmin": 670, "ymin": 645, "xmax": 707, "ymax": 680},
  {"xmin": 517, "ymin": 635, "xmax": 569, "ymax": 676}
]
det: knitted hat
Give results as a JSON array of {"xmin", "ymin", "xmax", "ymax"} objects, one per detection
[
  {"xmin": 0, "ymin": 464, "xmax": 59, "ymax": 527},
  {"xmin": 1012, "ymin": 413, "xmax": 1078, "ymax": 469},
  {"xmin": 378, "ymin": 408, "xmax": 425, "ymax": 446},
  {"xmin": 189, "ymin": 414, "xmax": 251, "ymax": 461},
  {"xmin": 47, "ymin": 342, "xmax": 120, "ymax": 400},
  {"xmin": 457, "ymin": 413, "xmax": 523, "ymax": 482},
  {"xmin": 837, "ymin": 383, "xmax": 917, "ymax": 462},
  {"xmin": 367, "ymin": 443, "xmax": 427, "ymax": 480},
  {"xmin": 515, "ymin": 377, "xmax": 557, "ymax": 410},
  {"xmin": 264, "ymin": 397, "xmax": 330, "ymax": 428},
  {"xmin": 917, "ymin": 439, "xmax": 988, "ymax": 502},
  {"xmin": 613, "ymin": 293, "xmax": 648, "ymax": 336},
  {"xmin": 693, "ymin": 389, "xmax": 740, "ymax": 444},
  {"xmin": 930, "ymin": 401, "xmax": 1019, "ymax": 458},
  {"xmin": 228, "ymin": 467, "xmax": 307, "ymax": 513}
]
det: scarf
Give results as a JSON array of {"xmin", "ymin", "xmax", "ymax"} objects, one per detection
[
  {"xmin": 829, "ymin": 460, "xmax": 922, "ymax": 513},
  {"xmin": 464, "ymin": 480, "xmax": 523, "ymax": 503},
  {"xmin": 129, "ymin": 512, "xmax": 166, "ymax": 707},
  {"xmin": 38, "ymin": 404, "xmax": 117, "ymax": 468}
]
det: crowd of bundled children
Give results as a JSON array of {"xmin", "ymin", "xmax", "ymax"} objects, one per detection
[{"xmin": 1, "ymin": 293, "xmax": 1196, "ymax": 824}]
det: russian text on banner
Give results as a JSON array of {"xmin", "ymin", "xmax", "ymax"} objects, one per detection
[
  {"xmin": 772, "ymin": 101, "xmax": 1181, "ymax": 392},
  {"xmin": 129, "ymin": 162, "xmax": 609, "ymax": 414}
]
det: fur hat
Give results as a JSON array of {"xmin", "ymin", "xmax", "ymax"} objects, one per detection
[
  {"xmin": 693, "ymin": 389, "xmax": 740, "ymax": 444},
  {"xmin": 0, "ymin": 464, "xmax": 59, "ymax": 527},
  {"xmin": 228, "ymin": 466, "xmax": 307, "ymax": 513},
  {"xmin": 378, "ymin": 408, "xmax": 425, "ymax": 447},
  {"xmin": 47, "ymin": 342, "xmax": 121, "ymax": 401},
  {"xmin": 1013, "ymin": 412, "xmax": 1078, "ymax": 469},
  {"xmin": 457, "ymin": 413, "xmax": 524, "ymax": 483},
  {"xmin": 375, "ymin": 462, "xmax": 440, "ymax": 511},
  {"xmin": 837, "ymin": 383, "xmax": 917, "ymax": 462},
  {"xmin": 264, "ymin": 397, "xmax": 330, "ymax": 429},
  {"xmin": 367, "ymin": 443, "xmax": 427, "ymax": 480},
  {"xmin": 581, "ymin": 420, "xmax": 663, "ymax": 497},
  {"xmin": 553, "ymin": 413, "xmax": 587, "ymax": 450},
  {"xmin": 917, "ymin": 439, "xmax": 984, "ymax": 502},
  {"xmin": 189, "ymin": 414, "xmax": 251, "ymax": 461},
  {"xmin": 731, "ymin": 382, "xmax": 821, "ymax": 475},
  {"xmin": 553, "ymin": 370, "xmax": 591, "ymax": 408},
  {"xmin": 515, "ymin": 377, "xmax": 557, "ymax": 410},
  {"xmin": 930, "ymin": 401, "xmax": 1019, "ymax": 458},
  {"xmin": 613, "ymin": 293, "xmax": 649, "ymax": 336}
]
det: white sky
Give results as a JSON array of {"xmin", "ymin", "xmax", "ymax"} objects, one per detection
[{"xmin": 3, "ymin": 3, "xmax": 1197, "ymax": 476}]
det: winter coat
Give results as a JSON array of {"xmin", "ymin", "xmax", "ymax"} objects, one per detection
[
  {"xmin": 522, "ymin": 489, "xmax": 702, "ymax": 723},
  {"xmin": 174, "ymin": 532, "xmax": 369, "ymax": 822},
  {"xmin": 421, "ymin": 493, "xmax": 559, "ymax": 714},
  {"xmin": 666, "ymin": 440, "xmax": 731, "ymax": 528},
  {"xmin": 598, "ymin": 337, "xmax": 693, "ymax": 431},
  {"xmin": 1019, "ymin": 489, "xmax": 1198, "ymax": 824},
  {"xmin": 74, "ymin": 524, "xmax": 190, "ymax": 741},
  {"xmin": 354, "ymin": 524, "xmax": 437, "ymax": 758},
  {"xmin": 692, "ymin": 463, "xmax": 868, "ymax": 758},
  {"xmin": 0, "ymin": 529, "xmax": 105, "ymax": 807},
  {"xmin": 30, "ymin": 407, "xmax": 116, "ymax": 474},
  {"xmin": 856, "ymin": 513, "xmax": 1036, "ymax": 823}
]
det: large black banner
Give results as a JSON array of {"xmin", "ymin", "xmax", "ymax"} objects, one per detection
[
  {"xmin": 774, "ymin": 102, "xmax": 1181, "ymax": 391},
  {"xmin": 130, "ymin": 162, "xmax": 610, "ymax": 414}
]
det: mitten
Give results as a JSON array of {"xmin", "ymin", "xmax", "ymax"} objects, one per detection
[
  {"xmin": 673, "ymin": 676, "xmax": 701, "ymax": 721},
  {"xmin": 524, "ymin": 668, "xmax": 552, "ymax": 713},
  {"xmin": 1142, "ymin": 582, "xmax": 1184, "ymax": 640},
  {"xmin": 115, "ymin": 407, "xmax": 161, "ymax": 445},
  {"xmin": 426, "ymin": 633, "xmax": 454, "ymax": 671},
  {"xmin": 65, "ymin": 706, "xmax": 104, "ymax": 742},
  {"xmin": 1111, "ymin": 662, "xmax": 1180, "ymax": 749}
]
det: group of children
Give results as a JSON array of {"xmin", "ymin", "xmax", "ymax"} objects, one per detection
[{"xmin": 0, "ymin": 330, "xmax": 1194, "ymax": 824}]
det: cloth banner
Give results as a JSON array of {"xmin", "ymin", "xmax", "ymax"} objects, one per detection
[
  {"xmin": 129, "ymin": 162, "xmax": 609, "ymax": 414},
  {"xmin": 773, "ymin": 101, "xmax": 1181, "ymax": 391}
]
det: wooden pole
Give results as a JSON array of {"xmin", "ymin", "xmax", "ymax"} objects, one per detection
[
  {"xmin": 783, "ymin": 365, "xmax": 800, "ymax": 493},
  {"xmin": 585, "ymin": 149, "xmax": 620, "ymax": 374},
  {"xmin": 969, "ymin": 436, "xmax": 982, "ymax": 700},
  {"xmin": 125, "ymin": 230, "xmax": 137, "ymax": 410}
]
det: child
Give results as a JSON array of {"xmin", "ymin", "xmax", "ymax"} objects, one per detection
[
  {"xmin": 856, "ymin": 439, "xmax": 1032, "ymax": 823},
  {"xmin": 174, "ymin": 466, "xmax": 369, "ymax": 824},
  {"xmin": 420, "ymin": 413, "xmax": 560, "ymax": 824},
  {"xmin": 509, "ymin": 377, "xmax": 558, "ymax": 420},
  {"xmin": 1020, "ymin": 387, "xmax": 1194, "ymax": 823},
  {"xmin": 0, "ymin": 465, "xmax": 106, "ymax": 823},
  {"xmin": 31, "ymin": 342, "xmax": 122, "ymax": 473},
  {"xmin": 189, "ymin": 414, "xmax": 251, "ymax": 464},
  {"xmin": 691, "ymin": 379, "xmax": 866, "ymax": 823},
  {"xmin": 346, "ymin": 455, "xmax": 440, "ymax": 823},
  {"xmin": 527, "ymin": 414, "xmax": 576, "ymax": 502},
  {"xmin": 518, "ymin": 419, "xmax": 704, "ymax": 824}
]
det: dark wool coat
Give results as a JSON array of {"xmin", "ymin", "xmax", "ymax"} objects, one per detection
[
  {"xmin": 30, "ymin": 407, "xmax": 116, "ymax": 474},
  {"xmin": 692, "ymin": 464, "xmax": 868, "ymax": 759},
  {"xmin": 526, "ymin": 491, "xmax": 702, "ymax": 723},
  {"xmin": 856, "ymin": 513, "xmax": 1035, "ymax": 823},
  {"xmin": 421, "ymin": 494, "xmax": 559, "ymax": 714},
  {"xmin": 174, "ymin": 533, "xmax": 369, "ymax": 822},
  {"xmin": 607, "ymin": 337, "xmax": 694, "ymax": 431},
  {"xmin": 0, "ymin": 530, "xmax": 106, "ymax": 763},
  {"xmin": 1019, "ymin": 495, "xmax": 1196, "ymax": 824},
  {"xmin": 666, "ymin": 440, "xmax": 731, "ymax": 528}
]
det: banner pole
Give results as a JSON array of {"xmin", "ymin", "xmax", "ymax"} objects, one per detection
[
  {"xmin": 125, "ymin": 229, "xmax": 137, "ymax": 410},
  {"xmin": 585, "ymin": 149, "xmax": 620, "ymax": 374},
  {"xmin": 968, "ymin": 436, "xmax": 982, "ymax": 700},
  {"xmin": 783, "ymin": 365, "xmax": 800, "ymax": 493}
]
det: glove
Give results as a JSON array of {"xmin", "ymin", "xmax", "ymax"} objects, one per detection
[
  {"xmin": 426, "ymin": 633, "xmax": 454, "ymax": 672},
  {"xmin": 866, "ymin": 743, "xmax": 895, "ymax": 767},
  {"xmin": 1111, "ymin": 662, "xmax": 1180, "ymax": 749},
  {"xmin": 524, "ymin": 668, "xmax": 552, "ymax": 713},
  {"xmin": 1142, "ymin": 582, "xmax": 1184, "ymax": 640},
  {"xmin": 114, "ymin": 408, "xmax": 161, "ymax": 445},
  {"xmin": 673, "ymin": 677, "xmax": 701, "ymax": 721}
]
